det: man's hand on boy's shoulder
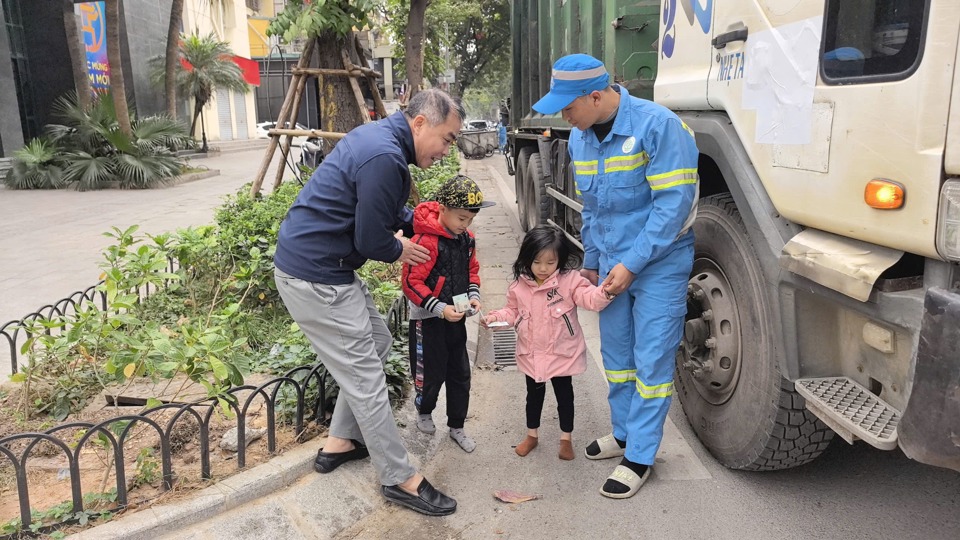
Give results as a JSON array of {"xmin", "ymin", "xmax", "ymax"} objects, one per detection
[{"xmin": 396, "ymin": 230, "xmax": 430, "ymax": 265}]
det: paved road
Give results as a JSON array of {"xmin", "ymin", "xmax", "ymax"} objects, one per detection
[
  {"xmin": 0, "ymin": 144, "xmax": 301, "ymax": 378},
  {"xmin": 121, "ymin": 154, "xmax": 960, "ymax": 540},
  {"xmin": 327, "ymin": 155, "xmax": 960, "ymax": 540}
]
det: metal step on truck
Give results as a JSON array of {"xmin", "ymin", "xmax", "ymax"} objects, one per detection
[{"xmin": 507, "ymin": 0, "xmax": 960, "ymax": 472}]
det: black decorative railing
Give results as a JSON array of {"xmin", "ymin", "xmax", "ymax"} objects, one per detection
[
  {"xmin": 0, "ymin": 258, "xmax": 179, "ymax": 376},
  {"xmin": 0, "ymin": 279, "xmax": 410, "ymax": 534},
  {"xmin": 0, "ymin": 363, "xmax": 333, "ymax": 533}
]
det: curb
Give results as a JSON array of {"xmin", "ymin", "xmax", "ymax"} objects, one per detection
[
  {"xmin": 171, "ymin": 169, "xmax": 221, "ymax": 186},
  {"xmin": 68, "ymin": 439, "xmax": 321, "ymax": 539},
  {"xmin": 70, "ymin": 314, "xmax": 484, "ymax": 539}
]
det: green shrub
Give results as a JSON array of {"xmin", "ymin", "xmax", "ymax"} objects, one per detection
[
  {"xmin": 411, "ymin": 147, "xmax": 461, "ymax": 204},
  {"xmin": 3, "ymin": 139, "xmax": 67, "ymax": 189},
  {"xmin": 13, "ymin": 172, "xmax": 422, "ymax": 421},
  {"xmin": 4, "ymin": 93, "xmax": 192, "ymax": 191}
]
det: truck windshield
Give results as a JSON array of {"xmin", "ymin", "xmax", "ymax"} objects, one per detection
[{"xmin": 821, "ymin": 0, "xmax": 928, "ymax": 82}]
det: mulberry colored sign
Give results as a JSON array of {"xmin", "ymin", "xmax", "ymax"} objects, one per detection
[{"xmin": 79, "ymin": 2, "xmax": 110, "ymax": 91}]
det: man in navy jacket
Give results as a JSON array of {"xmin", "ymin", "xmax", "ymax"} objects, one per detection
[{"xmin": 274, "ymin": 89, "xmax": 464, "ymax": 516}]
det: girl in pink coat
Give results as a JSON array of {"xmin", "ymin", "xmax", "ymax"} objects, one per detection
[{"xmin": 483, "ymin": 226, "xmax": 614, "ymax": 460}]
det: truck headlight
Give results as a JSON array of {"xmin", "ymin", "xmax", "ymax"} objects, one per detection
[{"xmin": 937, "ymin": 179, "xmax": 960, "ymax": 261}]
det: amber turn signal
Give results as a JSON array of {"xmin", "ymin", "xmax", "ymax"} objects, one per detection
[{"xmin": 865, "ymin": 179, "xmax": 904, "ymax": 209}]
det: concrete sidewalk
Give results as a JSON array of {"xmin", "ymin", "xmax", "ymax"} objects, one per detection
[
  {"xmin": 0, "ymin": 146, "xmax": 302, "ymax": 378},
  {"xmin": 68, "ymin": 155, "xmax": 709, "ymax": 540}
]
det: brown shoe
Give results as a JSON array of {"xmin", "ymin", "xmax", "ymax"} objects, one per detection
[
  {"xmin": 515, "ymin": 435, "xmax": 538, "ymax": 456},
  {"xmin": 559, "ymin": 439, "xmax": 574, "ymax": 461}
]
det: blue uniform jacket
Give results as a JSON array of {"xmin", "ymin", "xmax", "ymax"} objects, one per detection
[
  {"xmin": 569, "ymin": 86, "xmax": 699, "ymax": 275},
  {"xmin": 274, "ymin": 112, "xmax": 416, "ymax": 285}
]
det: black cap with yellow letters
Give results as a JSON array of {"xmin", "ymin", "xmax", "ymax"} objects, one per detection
[{"xmin": 434, "ymin": 174, "xmax": 497, "ymax": 210}]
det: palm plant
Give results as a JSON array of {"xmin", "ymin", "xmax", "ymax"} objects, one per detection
[
  {"xmin": 151, "ymin": 33, "xmax": 250, "ymax": 152},
  {"xmin": 3, "ymin": 139, "xmax": 66, "ymax": 189},
  {"xmin": 45, "ymin": 94, "xmax": 190, "ymax": 190}
]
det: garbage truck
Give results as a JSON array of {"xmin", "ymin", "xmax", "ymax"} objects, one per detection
[{"xmin": 507, "ymin": 0, "xmax": 960, "ymax": 472}]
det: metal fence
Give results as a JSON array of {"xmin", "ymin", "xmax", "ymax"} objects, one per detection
[
  {"xmin": 0, "ymin": 363, "xmax": 333, "ymax": 533},
  {"xmin": 0, "ymin": 276, "xmax": 410, "ymax": 534},
  {"xmin": 0, "ymin": 258, "xmax": 179, "ymax": 376}
]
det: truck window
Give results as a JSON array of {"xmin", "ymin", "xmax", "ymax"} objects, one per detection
[{"xmin": 821, "ymin": 0, "xmax": 928, "ymax": 83}]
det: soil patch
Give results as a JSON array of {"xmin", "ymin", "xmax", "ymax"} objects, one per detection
[{"xmin": 0, "ymin": 379, "xmax": 323, "ymax": 535}]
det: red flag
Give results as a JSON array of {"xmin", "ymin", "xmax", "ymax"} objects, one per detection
[{"xmin": 231, "ymin": 55, "xmax": 261, "ymax": 86}]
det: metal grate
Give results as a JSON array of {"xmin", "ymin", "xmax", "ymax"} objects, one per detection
[
  {"xmin": 492, "ymin": 329, "xmax": 517, "ymax": 365},
  {"xmin": 796, "ymin": 377, "xmax": 900, "ymax": 449}
]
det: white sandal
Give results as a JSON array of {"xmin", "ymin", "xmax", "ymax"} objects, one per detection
[
  {"xmin": 599, "ymin": 465, "xmax": 652, "ymax": 499},
  {"xmin": 585, "ymin": 433, "xmax": 625, "ymax": 460}
]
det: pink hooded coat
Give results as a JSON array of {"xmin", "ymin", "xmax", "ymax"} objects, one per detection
[{"xmin": 487, "ymin": 269, "xmax": 612, "ymax": 382}]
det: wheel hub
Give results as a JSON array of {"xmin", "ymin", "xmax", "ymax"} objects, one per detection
[{"xmin": 679, "ymin": 258, "xmax": 743, "ymax": 405}]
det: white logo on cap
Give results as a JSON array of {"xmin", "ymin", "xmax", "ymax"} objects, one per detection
[{"xmin": 622, "ymin": 137, "xmax": 636, "ymax": 153}]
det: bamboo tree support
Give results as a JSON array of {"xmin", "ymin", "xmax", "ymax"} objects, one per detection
[
  {"xmin": 249, "ymin": 32, "xmax": 390, "ymax": 197},
  {"xmin": 354, "ymin": 33, "xmax": 388, "ymax": 119},
  {"xmin": 272, "ymin": 58, "xmax": 313, "ymax": 191},
  {"xmin": 341, "ymin": 49, "xmax": 371, "ymax": 126},
  {"xmin": 249, "ymin": 38, "xmax": 317, "ymax": 197}
]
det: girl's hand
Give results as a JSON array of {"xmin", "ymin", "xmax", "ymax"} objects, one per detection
[{"xmin": 482, "ymin": 315, "xmax": 510, "ymax": 329}]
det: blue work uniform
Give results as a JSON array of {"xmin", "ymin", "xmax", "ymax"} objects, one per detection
[{"xmin": 570, "ymin": 86, "xmax": 699, "ymax": 465}]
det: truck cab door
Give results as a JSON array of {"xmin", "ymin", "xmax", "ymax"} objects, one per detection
[{"xmin": 655, "ymin": 1, "xmax": 716, "ymax": 110}]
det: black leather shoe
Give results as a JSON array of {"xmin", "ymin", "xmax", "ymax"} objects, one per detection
[
  {"xmin": 381, "ymin": 478, "xmax": 457, "ymax": 516},
  {"xmin": 313, "ymin": 440, "xmax": 369, "ymax": 473}
]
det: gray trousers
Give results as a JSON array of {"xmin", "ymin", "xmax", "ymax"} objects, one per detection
[{"xmin": 275, "ymin": 268, "xmax": 416, "ymax": 486}]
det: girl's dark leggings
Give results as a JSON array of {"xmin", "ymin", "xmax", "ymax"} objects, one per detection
[{"xmin": 525, "ymin": 375, "xmax": 574, "ymax": 433}]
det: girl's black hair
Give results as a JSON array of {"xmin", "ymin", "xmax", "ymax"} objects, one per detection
[{"xmin": 512, "ymin": 225, "xmax": 583, "ymax": 280}]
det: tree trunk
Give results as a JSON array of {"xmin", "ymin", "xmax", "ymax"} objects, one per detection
[
  {"xmin": 62, "ymin": 0, "xmax": 91, "ymax": 109},
  {"xmin": 405, "ymin": 0, "xmax": 429, "ymax": 99},
  {"xmin": 190, "ymin": 100, "xmax": 201, "ymax": 137},
  {"xmin": 105, "ymin": 0, "xmax": 132, "ymax": 136},
  {"xmin": 164, "ymin": 0, "xmax": 184, "ymax": 119},
  {"xmin": 317, "ymin": 31, "xmax": 366, "ymax": 139}
]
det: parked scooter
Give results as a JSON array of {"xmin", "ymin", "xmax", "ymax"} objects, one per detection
[{"xmin": 298, "ymin": 137, "xmax": 326, "ymax": 182}]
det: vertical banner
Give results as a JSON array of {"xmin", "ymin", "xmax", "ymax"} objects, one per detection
[{"xmin": 78, "ymin": 2, "xmax": 110, "ymax": 91}]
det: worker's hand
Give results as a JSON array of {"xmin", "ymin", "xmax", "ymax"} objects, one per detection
[
  {"xmin": 469, "ymin": 298, "xmax": 482, "ymax": 315},
  {"xmin": 440, "ymin": 305, "xmax": 465, "ymax": 322},
  {"xmin": 581, "ymin": 268, "xmax": 600, "ymax": 286},
  {"xmin": 600, "ymin": 263, "xmax": 635, "ymax": 297},
  {"xmin": 396, "ymin": 230, "xmax": 430, "ymax": 265}
]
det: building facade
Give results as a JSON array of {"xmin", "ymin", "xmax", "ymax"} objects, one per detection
[{"xmin": 0, "ymin": 0, "xmax": 260, "ymax": 158}]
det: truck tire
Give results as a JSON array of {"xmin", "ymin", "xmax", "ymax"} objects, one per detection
[
  {"xmin": 521, "ymin": 152, "xmax": 549, "ymax": 232},
  {"xmin": 515, "ymin": 147, "xmax": 534, "ymax": 213},
  {"xmin": 676, "ymin": 194, "xmax": 834, "ymax": 470}
]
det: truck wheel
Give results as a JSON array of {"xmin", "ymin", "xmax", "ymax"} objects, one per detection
[
  {"xmin": 676, "ymin": 194, "xmax": 834, "ymax": 470},
  {"xmin": 515, "ymin": 147, "xmax": 534, "ymax": 214},
  {"xmin": 521, "ymin": 153, "xmax": 549, "ymax": 232}
]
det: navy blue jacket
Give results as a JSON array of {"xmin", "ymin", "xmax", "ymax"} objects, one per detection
[{"xmin": 274, "ymin": 112, "xmax": 416, "ymax": 285}]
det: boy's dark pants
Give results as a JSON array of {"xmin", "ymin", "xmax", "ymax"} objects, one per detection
[{"xmin": 408, "ymin": 317, "xmax": 471, "ymax": 429}]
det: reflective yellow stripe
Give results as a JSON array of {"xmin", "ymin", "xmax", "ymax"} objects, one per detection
[
  {"xmin": 604, "ymin": 151, "xmax": 649, "ymax": 173},
  {"xmin": 605, "ymin": 369, "xmax": 637, "ymax": 384},
  {"xmin": 636, "ymin": 379, "xmax": 673, "ymax": 399},
  {"xmin": 574, "ymin": 160, "xmax": 598, "ymax": 176},
  {"xmin": 647, "ymin": 168, "xmax": 698, "ymax": 191},
  {"xmin": 681, "ymin": 121, "xmax": 695, "ymax": 138}
]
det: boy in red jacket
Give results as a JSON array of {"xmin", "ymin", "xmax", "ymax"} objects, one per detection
[{"xmin": 402, "ymin": 175, "xmax": 495, "ymax": 452}]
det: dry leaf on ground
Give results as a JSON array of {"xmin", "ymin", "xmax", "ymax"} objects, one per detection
[{"xmin": 493, "ymin": 489, "xmax": 539, "ymax": 503}]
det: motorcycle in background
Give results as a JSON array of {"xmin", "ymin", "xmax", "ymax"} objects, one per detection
[{"xmin": 298, "ymin": 137, "xmax": 326, "ymax": 183}]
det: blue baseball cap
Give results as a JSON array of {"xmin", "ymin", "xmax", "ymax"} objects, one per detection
[{"xmin": 532, "ymin": 54, "xmax": 611, "ymax": 115}]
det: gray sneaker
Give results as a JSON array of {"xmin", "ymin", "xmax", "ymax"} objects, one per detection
[
  {"xmin": 449, "ymin": 428, "xmax": 476, "ymax": 453},
  {"xmin": 417, "ymin": 413, "xmax": 436, "ymax": 434}
]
